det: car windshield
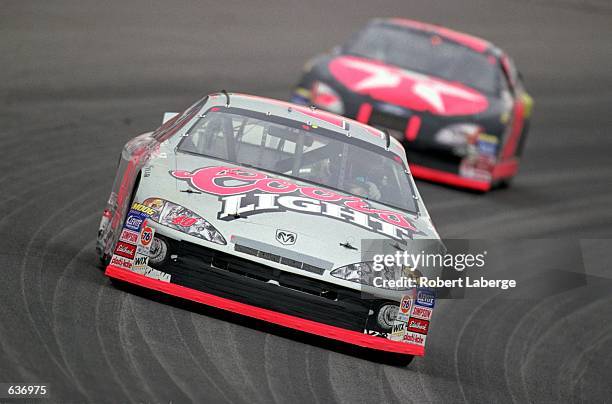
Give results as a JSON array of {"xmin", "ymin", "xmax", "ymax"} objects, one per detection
[
  {"xmin": 344, "ymin": 23, "xmax": 500, "ymax": 95},
  {"xmin": 177, "ymin": 107, "xmax": 418, "ymax": 212}
]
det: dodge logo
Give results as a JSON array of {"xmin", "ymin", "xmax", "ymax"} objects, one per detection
[{"xmin": 276, "ymin": 229, "xmax": 297, "ymax": 245}]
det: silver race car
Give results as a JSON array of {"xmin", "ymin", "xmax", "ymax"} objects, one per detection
[{"xmin": 97, "ymin": 92, "xmax": 440, "ymax": 364}]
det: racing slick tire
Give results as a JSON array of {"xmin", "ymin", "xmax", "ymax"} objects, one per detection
[{"xmin": 381, "ymin": 352, "xmax": 415, "ymax": 367}]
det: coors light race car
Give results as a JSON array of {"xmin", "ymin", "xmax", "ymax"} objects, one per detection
[
  {"xmin": 97, "ymin": 92, "xmax": 441, "ymax": 364},
  {"xmin": 292, "ymin": 18, "xmax": 534, "ymax": 191}
]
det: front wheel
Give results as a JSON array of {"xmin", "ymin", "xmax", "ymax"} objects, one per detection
[
  {"xmin": 380, "ymin": 352, "xmax": 415, "ymax": 367},
  {"xmin": 98, "ymin": 249, "xmax": 111, "ymax": 269},
  {"xmin": 97, "ymin": 229, "xmax": 111, "ymax": 270},
  {"xmin": 497, "ymin": 177, "xmax": 513, "ymax": 189}
]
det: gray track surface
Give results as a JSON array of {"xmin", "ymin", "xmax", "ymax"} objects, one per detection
[{"xmin": 1, "ymin": 1, "xmax": 611, "ymax": 403}]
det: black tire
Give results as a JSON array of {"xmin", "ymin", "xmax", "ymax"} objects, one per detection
[
  {"xmin": 497, "ymin": 177, "xmax": 513, "ymax": 189},
  {"xmin": 380, "ymin": 352, "xmax": 415, "ymax": 367},
  {"xmin": 109, "ymin": 277, "xmax": 136, "ymax": 292},
  {"xmin": 515, "ymin": 120, "xmax": 530, "ymax": 157},
  {"xmin": 98, "ymin": 252, "xmax": 111, "ymax": 270}
]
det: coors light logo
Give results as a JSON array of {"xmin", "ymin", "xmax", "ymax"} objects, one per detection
[{"xmin": 171, "ymin": 166, "xmax": 421, "ymax": 241}]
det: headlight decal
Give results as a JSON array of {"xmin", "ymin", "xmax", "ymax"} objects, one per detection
[
  {"xmin": 434, "ymin": 123, "xmax": 481, "ymax": 148},
  {"xmin": 330, "ymin": 261, "xmax": 419, "ymax": 290},
  {"xmin": 311, "ymin": 81, "xmax": 345, "ymax": 115},
  {"xmin": 142, "ymin": 197, "xmax": 227, "ymax": 245}
]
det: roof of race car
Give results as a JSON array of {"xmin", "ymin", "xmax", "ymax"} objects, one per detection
[
  {"xmin": 202, "ymin": 92, "xmax": 406, "ymax": 155},
  {"xmin": 379, "ymin": 18, "xmax": 494, "ymax": 54}
]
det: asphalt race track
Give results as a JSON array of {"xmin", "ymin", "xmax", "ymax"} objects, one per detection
[{"xmin": 1, "ymin": 1, "xmax": 611, "ymax": 402}]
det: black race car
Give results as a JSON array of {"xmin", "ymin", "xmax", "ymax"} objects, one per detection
[{"xmin": 292, "ymin": 18, "xmax": 533, "ymax": 191}]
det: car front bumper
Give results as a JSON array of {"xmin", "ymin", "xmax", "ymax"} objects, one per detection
[{"xmin": 105, "ymin": 238, "xmax": 426, "ymax": 356}]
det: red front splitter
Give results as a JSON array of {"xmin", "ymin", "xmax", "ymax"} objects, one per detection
[
  {"xmin": 409, "ymin": 163, "xmax": 492, "ymax": 191},
  {"xmin": 105, "ymin": 265, "xmax": 425, "ymax": 356},
  {"xmin": 409, "ymin": 158, "xmax": 519, "ymax": 192}
]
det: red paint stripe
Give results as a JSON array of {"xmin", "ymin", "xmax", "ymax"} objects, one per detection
[
  {"xmin": 501, "ymin": 102, "xmax": 525, "ymax": 159},
  {"xmin": 356, "ymin": 103, "xmax": 373, "ymax": 123},
  {"xmin": 105, "ymin": 265, "xmax": 425, "ymax": 356},
  {"xmin": 492, "ymin": 158, "xmax": 518, "ymax": 179},
  {"xmin": 409, "ymin": 164, "xmax": 491, "ymax": 191},
  {"xmin": 405, "ymin": 116, "xmax": 422, "ymax": 141}
]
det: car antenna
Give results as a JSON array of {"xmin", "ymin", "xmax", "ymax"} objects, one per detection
[
  {"xmin": 221, "ymin": 89, "xmax": 230, "ymax": 107},
  {"xmin": 180, "ymin": 189, "xmax": 201, "ymax": 194},
  {"xmin": 382, "ymin": 128, "xmax": 391, "ymax": 150},
  {"xmin": 339, "ymin": 241, "xmax": 358, "ymax": 250}
]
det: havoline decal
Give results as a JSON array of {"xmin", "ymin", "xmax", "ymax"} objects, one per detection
[{"xmin": 171, "ymin": 166, "xmax": 422, "ymax": 241}]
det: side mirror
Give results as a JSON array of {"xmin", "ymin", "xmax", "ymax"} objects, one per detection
[{"xmin": 162, "ymin": 112, "xmax": 179, "ymax": 124}]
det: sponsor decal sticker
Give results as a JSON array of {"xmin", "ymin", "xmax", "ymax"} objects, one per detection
[
  {"xmin": 131, "ymin": 253, "xmax": 149, "ymax": 273},
  {"xmin": 478, "ymin": 141, "xmax": 498, "ymax": 156},
  {"xmin": 402, "ymin": 331, "xmax": 427, "ymax": 346},
  {"xmin": 139, "ymin": 226, "xmax": 154, "ymax": 247},
  {"xmin": 110, "ymin": 254, "xmax": 133, "ymax": 270},
  {"xmin": 416, "ymin": 289, "xmax": 436, "ymax": 308},
  {"xmin": 131, "ymin": 202, "xmax": 156, "ymax": 216},
  {"xmin": 460, "ymin": 155, "xmax": 495, "ymax": 182},
  {"xmin": 407, "ymin": 318, "xmax": 430, "ymax": 334},
  {"xmin": 396, "ymin": 295, "xmax": 413, "ymax": 322},
  {"xmin": 410, "ymin": 305, "xmax": 433, "ymax": 321},
  {"xmin": 171, "ymin": 166, "xmax": 422, "ymax": 241},
  {"xmin": 143, "ymin": 198, "xmax": 165, "ymax": 216},
  {"xmin": 125, "ymin": 211, "xmax": 146, "ymax": 232},
  {"xmin": 172, "ymin": 215, "xmax": 198, "ymax": 227},
  {"xmin": 364, "ymin": 330, "xmax": 388, "ymax": 338},
  {"xmin": 114, "ymin": 241, "xmax": 137, "ymax": 259},
  {"xmin": 143, "ymin": 266, "xmax": 171, "ymax": 282},
  {"xmin": 389, "ymin": 321, "xmax": 407, "ymax": 342},
  {"xmin": 477, "ymin": 134, "xmax": 499, "ymax": 156},
  {"xmin": 119, "ymin": 229, "xmax": 140, "ymax": 244},
  {"xmin": 132, "ymin": 225, "xmax": 155, "ymax": 272}
]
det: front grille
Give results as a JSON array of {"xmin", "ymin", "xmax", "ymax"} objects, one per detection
[
  {"xmin": 368, "ymin": 109, "xmax": 408, "ymax": 132},
  {"xmin": 155, "ymin": 239, "xmax": 372, "ymax": 331},
  {"xmin": 234, "ymin": 243, "xmax": 325, "ymax": 275}
]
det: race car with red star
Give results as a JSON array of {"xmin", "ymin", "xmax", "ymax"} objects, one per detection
[
  {"xmin": 292, "ymin": 18, "xmax": 534, "ymax": 191},
  {"xmin": 97, "ymin": 92, "xmax": 442, "ymax": 365}
]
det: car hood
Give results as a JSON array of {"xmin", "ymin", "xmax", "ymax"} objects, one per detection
[
  {"xmin": 136, "ymin": 152, "xmax": 439, "ymax": 270},
  {"xmin": 326, "ymin": 55, "xmax": 490, "ymax": 116}
]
